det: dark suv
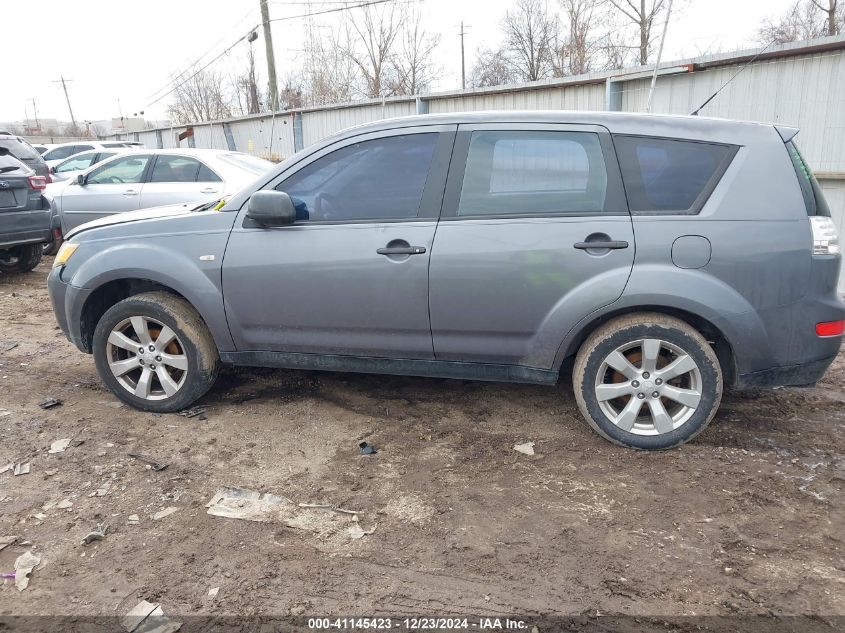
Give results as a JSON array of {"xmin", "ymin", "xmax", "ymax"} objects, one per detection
[
  {"xmin": 0, "ymin": 132, "xmax": 50, "ymax": 178},
  {"xmin": 0, "ymin": 154, "xmax": 50, "ymax": 272},
  {"xmin": 47, "ymin": 112, "xmax": 844, "ymax": 449}
]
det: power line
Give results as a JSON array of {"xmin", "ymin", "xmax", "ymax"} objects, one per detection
[{"xmin": 267, "ymin": 0, "xmax": 403, "ymax": 23}]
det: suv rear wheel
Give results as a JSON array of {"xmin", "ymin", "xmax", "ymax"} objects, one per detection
[
  {"xmin": 92, "ymin": 292, "xmax": 220, "ymax": 412},
  {"xmin": 0, "ymin": 244, "xmax": 43, "ymax": 273},
  {"xmin": 573, "ymin": 313, "xmax": 722, "ymax": 450}
]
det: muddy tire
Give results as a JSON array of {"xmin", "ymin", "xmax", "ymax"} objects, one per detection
[
  {"xmin": 573, "ymin": 313, "xmax": 722, "ymax": 450},
  {"xmin": 92, "ymin": 291, "xmax": 220, "ymax": 413},
  {"xmin": 43, "ymin": 238, "xmax": 62, "ymax": 257},
  {"xmin": 0, "ymin": 244, "xmax": 43, "ymax": 273}
]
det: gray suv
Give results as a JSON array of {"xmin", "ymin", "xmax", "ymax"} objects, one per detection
[{"xmin": 47, "ymin": 112, "xmax": 845, "ymax": 449}]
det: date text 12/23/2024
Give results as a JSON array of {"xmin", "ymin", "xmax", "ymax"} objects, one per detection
[{"xmin": 307, "ymin": 618, "xmax": 531, "ymax": 630}]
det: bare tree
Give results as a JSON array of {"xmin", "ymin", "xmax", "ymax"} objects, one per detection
[
  {"xmin": 553, "ymin": 0, "xmax": 604, "ymax": 75},
  {"xmin": 759, "ymin": 0, "xmax": 842, "ymax": 44},
  {"xmin": 389, "ymin": 8, "xmax": 442, "ymax": 95},
  {"xmin": 345, "ymin": 3, "xmax": 402, "ymax": 98},
  {"xmin": 607, "ymin": 0, "xmax": 667, "ymax": 64},
  {"xmin": 167, "ymin": 69, "xmax": 232, "ymax": 124},
  {"xmin": 469, "ymin": 47, "xmax": 518, "ymax": 87},
  {"xmin": 502, "ymin": 0, "xmax": 558, "ymax": 81},
  {"xmin": 303, "ymin": 26, "xmax": 359, "ymax": 105}
]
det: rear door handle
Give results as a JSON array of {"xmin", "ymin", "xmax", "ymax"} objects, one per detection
[
  {"xmin": 200, "ymin": 187, "xmax": 218, "ymax": 194},
  {"xmin": 574, "ymin": 240, "xmax": 628, "ymax": 250},
  {"xmin": 123, "ymin": 189, "xmax": 138, "ymax": 196},
  {"xmin": 377, "ymin": 246, "xmax": 427, "ymax": 255}
]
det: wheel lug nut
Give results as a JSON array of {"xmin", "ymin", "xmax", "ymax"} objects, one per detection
[
  {"xmin": 642, "ymin": 371, "xmax": 650, "ymax": 379},
  {"xmin": 652, "ymin": 391, "xmax": 660, "ymax": 398},
  {"xmin": 637, "ymin": 393, "xmax": 645, "ymax": 399},
  {"xmin": 155, "ymin": 356, "xmax": 162, "ymax": 362},
  {"xmin": 150, "ymin": 364, "xmax": 156, "ymax": 370},
  {"xmin": 149, "ymin": 345, "xmax": 155, "ymax": 352},
  {"xmin": 139, "ymin": 359, "xmax": 144, "ymax": 365},
  {"xmin": 631, "ymin": 380, "xmax": 640, "ymax": 388},
  {"xmin": 138, "ymin": 347, "xmax": 144, "ymax": 354},
  {"xmin": 655, "ymin": 378, "xmax": 663, "ymax": 385}
]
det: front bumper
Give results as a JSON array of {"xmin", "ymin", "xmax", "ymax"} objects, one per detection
[
  {"xmin": 734, "ymin": 353, "xmax": 839, "ymax": 389},
  {"xmin": 47, "ymin": 266, "xmax": 91, "ymax": 352}
]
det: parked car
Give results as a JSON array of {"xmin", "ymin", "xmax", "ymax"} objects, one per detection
[
  {"xmin": 49, "ymin": 149, "xmax": 123, "ymax": 183},
  {"xmin": 42, "ymin": 141, "xmax": 135, "ymax": 168},
  {"xmin": 47, "ymin": 112, "xmax": 845, "ymax": 449},
  {"xmin": 49, "ymin": 149, "xmax": 273, "ymax": 233},
  {"xmin": 31, "ymin": 143, "xmax": 55, "ymax": 155},
  {"xmin": 0, "ymin": 132, "xmax": 51, "ymax": 179},
  {"xmin": 0, "ymin": 154, "xmax": 50, "ymax": 273}
]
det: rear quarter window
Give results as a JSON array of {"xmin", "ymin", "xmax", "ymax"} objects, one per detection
[
  {"xmin": 785, "ymin": 141, "xmax": 830, "ymax": 217},
  {"xmin": 614, "ymin": 135, "xmax": 737, "ymax": 214}
]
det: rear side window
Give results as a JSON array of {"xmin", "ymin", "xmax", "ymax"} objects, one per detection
[
  {"xmin": 457, "ymin": 131, "xmax": 608, "ymax": 216},
  {"xmin": 44, "ymin": 145, "xmax": 80, "ymax": 161},
  {"xmin": 785, "ymin": 141, "xmax": 830, "ymax": 217},
  {"xmin": 614, "ymin": 136, "xmax": 737, "ymax": 213}
]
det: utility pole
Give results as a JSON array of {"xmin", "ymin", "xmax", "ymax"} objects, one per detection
[
  {"xmin": 645, "ymin": 0, "xmax": 673, "ymax": 113},
  {"xmin": 458, "ymin": 21, "xmax": 470, "ymax": 89},
  {"xmin": 260, "ymin": 0, "xmax": 279, "ymax": 111},
  {"xmin": 31, "ymin": 98, "xmax": 40, "ymax": 132},
  {"xmin": 53, "ymin": 76, "xmax": 77, "ymax": 131}
]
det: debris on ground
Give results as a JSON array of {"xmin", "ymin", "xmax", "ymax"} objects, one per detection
[
  {"xmin": 97, "ymin": 400, "xmax": 125, "ymax": 409},
  {"xmin": 0, "ymin": 572, "xmax": 14, "ymax": 579},
  {"xmin": 90, "ymin": 481, "xmax": 112, "ymax": 497},
  {"xmin": 1, "ymin": 341, "xmax": 19, "ymax": 352},
  {"xmin": 347, "ymin": 523, "xmax": 377, "ymax": 540},
  {"xmin": 0, "ymin": 536, "xmax": 19, "ymax": 551},
  {"xmin": 38, "ymin": 398, "xmax": 62, "ymax": 409},
  {"xmin": 0, "ymin": 410, "xmax": 11, "ymax": 417},
  {"xmin": 43, "ymin": 468, "xmax": 58, "ymax": 477},
  {"xmin": 13, "ymin": 462, "xmax": 30, "ymax": 476},
  {"xmin": 121, "ymin": 600, "xmax": 182, "ymax": 633},
  {"xmin": 56, "ymin": 499, "xmax": 73, "ymax": 510},
  {"xmin": 0, "ymin": 463, "xmax": 12, "ymax": 475},
  {"xmin": 128, "ymin": 452, "xmax": 169, "ymax": 471},
  {"xmin": 513, "ymin": 441, "xmax": 535, "ymax": 456},
  {"xmin": 358, "ymin": 441, "xmax": 377, "ymax": 455},
  {"xmin": 207, "ymin": 586, "xmax": 220, "ymax": 598},
  {"xmin": 298, "ymin": 503, "xmax": 360, "ymax": 515},
  {"xmin": 127, "ymin": 515, "xmax": 140, "ymax": 525},
  {"xmin": 48, "ymin": 438, "xmax": 71, "ymax": 454},
  {"xmin": 152, "ymin": 507, "xmax": 178, "ymax": 521},
  {"xmin": 14, "ymin": 551, "xmax": 40, "ymax": 591},
  {"xmin": 178, "ymin": 406, "xmax": 206, "ymax": 419},
  {"xmin": 82, "ymin": 523, "xmax": 109, "ymax": 545}
]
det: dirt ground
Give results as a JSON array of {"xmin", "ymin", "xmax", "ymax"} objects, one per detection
[{"xmin": 0, "ymin": 259, "xmax": 843, "ymax": 625}]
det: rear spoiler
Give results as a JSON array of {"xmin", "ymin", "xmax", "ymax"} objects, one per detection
[{"xmin": 775, "ymin": 125, "xmax": 799, "ymax": 143}]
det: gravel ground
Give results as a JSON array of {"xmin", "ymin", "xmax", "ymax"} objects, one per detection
[{"xmin": 0, "ymin": 260, "xmax": 843, "ymax": 627}]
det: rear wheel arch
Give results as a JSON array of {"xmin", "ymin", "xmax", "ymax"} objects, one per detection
[{"xmin": 559, "ymin": 305, "xmax": 735, "ymax": 386}]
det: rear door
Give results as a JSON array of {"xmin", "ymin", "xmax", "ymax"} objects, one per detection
[
  {"xmin": 139, "ymin": 154, "xmax": 222, "ymax": 209},
  {"xmin": 58, "ymin": 154, "xmax": 151, "ymax": 231},
  {"xmin": 429, "ymin": 123, "xmax": 635, "ymax": 369}
]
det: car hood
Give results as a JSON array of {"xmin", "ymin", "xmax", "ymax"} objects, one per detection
[{"xmin": 66, "ymin": 202, "xmax": 210, "ymax": 239}]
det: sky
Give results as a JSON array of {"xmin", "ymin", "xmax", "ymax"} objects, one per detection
[{"xmin": 2, "ymin": 0, "xmax": 804, "ymax": 125}]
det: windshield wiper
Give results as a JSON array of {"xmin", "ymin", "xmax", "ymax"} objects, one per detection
[{"xmin": 193, "ymin": 197, "xmax": 226, "ymax": 212}]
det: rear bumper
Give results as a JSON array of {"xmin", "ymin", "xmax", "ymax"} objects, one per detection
[
  {"xmin": 734, "ymin": 353, "xmax": 839, "ymax": 389},
  {"xmin": 0, "ymin": 207, "xmax": 51, "ymax": 248}
]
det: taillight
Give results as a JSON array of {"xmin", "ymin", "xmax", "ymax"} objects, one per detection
[
  {"xmin": 816, "ymin": 320, "xmax": 845, "ymax": 337},
  {"xmin": 27, "ymin": 175, "xmax": 47, "ymax": 190},
  {"xmin": 809, "ymin": 216, "xmax": 840, "ymax": 255}
]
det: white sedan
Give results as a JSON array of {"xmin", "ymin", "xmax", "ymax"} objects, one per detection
[
  {"xmin": 50, "ymin": 149, "xmax": 274, "ymax": 233},
  {"xmin": 49, "ymin": 149, "xmax": 124, "ymax": 183}
]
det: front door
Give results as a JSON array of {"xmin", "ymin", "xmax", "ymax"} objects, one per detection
[
  {"xmin": 223, "ymin": 126, "xmax": 455, "ymax": 359},
  {"xmin": 139, "ymin": 154, "xmax": 222, "ymax": 209},
  {"xmin": 429, "ymin": 124, "xmax": 635, "ymax": 369},
  {"xmin": 59, "ymin": 154, "xmax": 151, "ymax": 232}
]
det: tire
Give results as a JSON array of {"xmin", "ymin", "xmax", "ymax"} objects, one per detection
[
  {"xmin": 43, "ymin": 239, "xmax": 62, "ymax": 257},
  {"xmin": 572, "ymin": 313, "xmax": 722, "ymax": 450},
  {"xmin": 92, "ymin": 291, "xmax": 220, "ymax": 413},
  {"xmin": 0, "ymin": 244, "xmax": 43, "ymax": 273}
]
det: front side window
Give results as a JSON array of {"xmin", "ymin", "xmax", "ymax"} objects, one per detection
[
  {"xmin": 614, "ymin": 136, "xmax": 736, "ymax": 213},
  {"xmin": 457, "ymin": 131, "xmax": 608, "ymax": 216},
  {"xmin": 86, "ymin": 155, "xmax": 150, "ymax": 184},
  {"xmin": 276, "ymin": 133, "xmax": 438, "ymax": 222},
  {"xmin": 56, "ymin": 152, "xmax": 97, "ymax": 173}
]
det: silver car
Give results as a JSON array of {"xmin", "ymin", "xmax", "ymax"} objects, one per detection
[{"xmin": 49, "ymin": 149, "xmax": 274, "ymax": 233}]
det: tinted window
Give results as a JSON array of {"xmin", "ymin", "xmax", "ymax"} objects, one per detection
[
  {"xmin": 55, "ymin": 152, "xmax": 97, "ymax": 173},
  {"xmin": 150, "ymin": 155, "xmax": 206, "ymax": 183},
  {"xmin": 614, "ymin": 136, "xmax": 735, "ymax": 213},
  {"xmin": 786, "ymin": 141, "xmax": 830, "ymax": 217},
  {"xmin": 44, "ymin": 145, "xmax": 80, "ymax": 161},
  {"xmin": 457, "ymin": 131, "xmax": 607, "ymax": 216},
  {"xmin": 0, "ymin": 137, "xmax": 41, "ymax": 161},
  {"xmin": 87, "ymin": 155, "xmax": 150, "ymax": 184},
  {"xmin": 197, "ymin": 163, "xmax": 221, "ymax": 182},
  {"xmin": 277, "ymin": 133, "xmax": 438, "ymax": 221}
]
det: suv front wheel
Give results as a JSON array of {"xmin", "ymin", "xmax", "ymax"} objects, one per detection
[
  {"xmin": 573, "ymin": 313, "xmax": 723, "ymax": 450},
  {"xmin": 92, "ymin": 292, "xmax": 220, "ymax": 412}
]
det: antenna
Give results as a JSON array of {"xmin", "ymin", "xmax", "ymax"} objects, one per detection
[{"xmin": 690, "ymin": 40, "xmax": 776, "ymax": 116}]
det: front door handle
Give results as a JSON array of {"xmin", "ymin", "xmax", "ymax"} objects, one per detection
[
  {"xmin": 200, "ymin": 187, "xmax": 218, "ymax": 194},
  {"xmin": 377, "ymin": 245, "xmax": 427, "ymax": 255},
  {"xmin": 123, "ymin": 189, "xmax": 138, "ymax": 196},
  {"xmin": 574, "ymin": 240, "xmax": 628, "ymax": 250}
]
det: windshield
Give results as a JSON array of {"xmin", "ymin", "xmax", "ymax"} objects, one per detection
[{"xmin": 218, "ymin": 153, "xmax": 274, "ymax": 175}]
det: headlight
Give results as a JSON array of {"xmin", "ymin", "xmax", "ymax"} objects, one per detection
[{"xmin": 53, "ymin": 243, "xmax": 79, "ymax": 267}]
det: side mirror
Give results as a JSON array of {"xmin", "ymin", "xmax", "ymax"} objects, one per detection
[
  {"xmin": 50, "ymin": 166, "xmax": 56, "ymax": 174},
  {"xmin": 76, "ymin": 174, "xmax": 85, "ymax": 186},
  {"xmin": 246, "ymin": 190, "xmax": 295, "ymax": 227}
]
